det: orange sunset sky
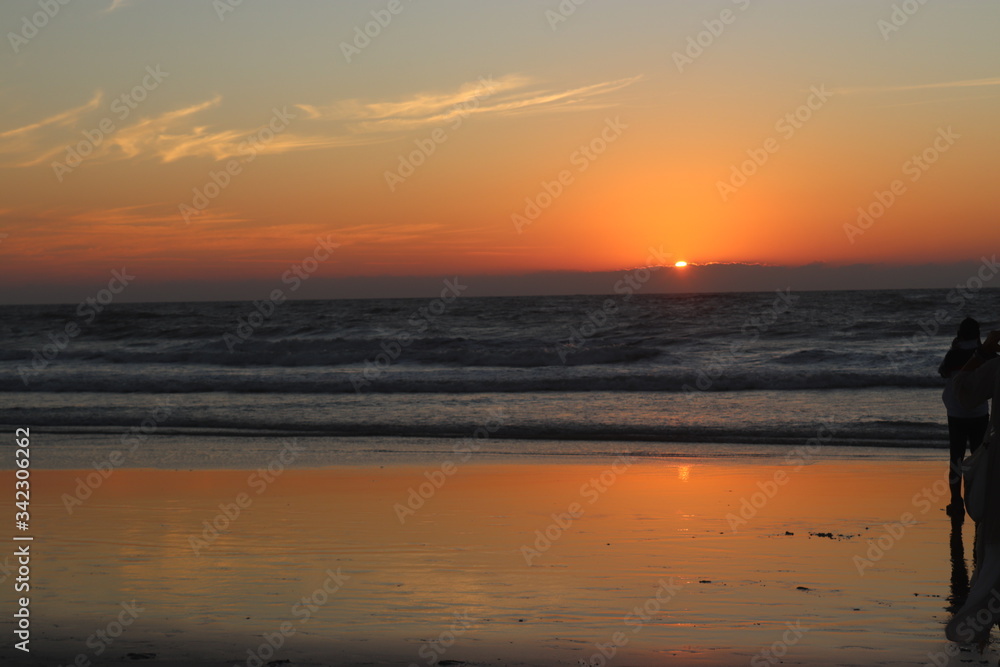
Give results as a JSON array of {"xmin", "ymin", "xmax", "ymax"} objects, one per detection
[{"xmin": 1, "ymin": 1, "xmax": 998, "ymax": 302}]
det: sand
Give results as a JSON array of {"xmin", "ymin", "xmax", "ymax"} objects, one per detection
[{"xmin": 0, "ymin": 454, "xmax": 987, "ymax": 666}]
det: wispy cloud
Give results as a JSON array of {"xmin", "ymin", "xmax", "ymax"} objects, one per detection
[
  {"xmin": 15, "ymin": 97, "xmax": 226, "ymax": 167},
  {"xmin": 0, "ymin": 93, "xmax": 102, "ymax": 141},
  {"xmin": 833, "ymin": 77, "xmax": 1000, "ymax": 96},
  {"xmin": 1, "ymin": 73, "xmax": 640, "ymax": 169},
  {"xmin": 66, "ymin": 203, "xmax": 246, "ymax": 227},
  {"xmin": 3, "ymin": 95, "xmax": 385, "ymax": 168},
  {"xmin": 298, "ymin": 74, "xmax": 643, "ymax": 133},
  {"xmin": 110, "ymin": 98, "xmax": 381, "ymax": 163},
  {"xmin": 305, "ymin": 75, "xmax": 532, "ymax": 121},
  {"xmin": 331, "ymin": 221, "xmax": 448, "ymax": 246},
  {"xmin": 0, "ymin": 204, "xmax": 350, "ymax": 275},
  {"xmin": 0, "ymin": 203, "xmax": 244, "ymax": 234},
  {"xmin": 0, "ymin": 203, "xmax": 254, "ymax": 264}
]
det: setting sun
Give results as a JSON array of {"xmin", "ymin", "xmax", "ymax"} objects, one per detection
[{"xmin": 675, "ymin": 261, "xmax": 688, "ymax": 268}]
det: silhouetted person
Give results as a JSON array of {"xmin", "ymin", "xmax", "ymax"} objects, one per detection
[
  {"xmin": 946, "ymin": 329, "xmax": 1000, "ymax": 646},
  {"xmin": 939, "ymin": 317, "xmax": 989, "ymax": 515}
]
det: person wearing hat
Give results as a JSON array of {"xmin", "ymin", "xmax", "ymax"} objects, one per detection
[{"xmin": 939, "ymin": 317, "xmax": 990, "ymax": 515}]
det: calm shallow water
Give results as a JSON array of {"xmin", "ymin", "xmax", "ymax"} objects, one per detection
[{"xmin": 0, "ymin": 460, "xmax": 981, "ymax": 666}]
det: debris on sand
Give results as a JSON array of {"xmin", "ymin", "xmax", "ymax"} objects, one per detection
[{"xmin": 809, "ymin": 531, "xmax": 857, "ymax": 541}]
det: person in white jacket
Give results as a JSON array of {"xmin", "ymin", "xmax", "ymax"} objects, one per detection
[{"xmin": 945, "ymin": 329, "xmax": 1000, "ymax": 647}]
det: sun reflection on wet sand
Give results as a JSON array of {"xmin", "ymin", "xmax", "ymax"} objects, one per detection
[{"xmin": 2, "ymin": 459, "xmax": 980, "ymax": 665}]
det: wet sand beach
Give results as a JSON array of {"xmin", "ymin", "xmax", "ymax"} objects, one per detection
[{"xmin": 0, "ymin": 455, "xmax": 984, "ymax": 666}]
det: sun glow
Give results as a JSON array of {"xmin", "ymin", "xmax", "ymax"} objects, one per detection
[{"xmin": 674, "ymin": 261, "xmax": 688, "ymax": 268}]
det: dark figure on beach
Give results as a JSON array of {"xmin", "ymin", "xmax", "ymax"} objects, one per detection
[
  {"xmin": 948, "ymin": 511, "xmax": 970, "ymax": 616},
  {"xmin": 939, "ymin": 317, "xmax": 990, "ymax": 514},
  {"xmin": 945, "ymin": 329, "xmax": 1000, "ymax": 646}
]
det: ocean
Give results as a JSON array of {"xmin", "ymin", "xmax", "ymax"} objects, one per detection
[{"xmin": 2, "ymin": 287, "xmax": 997, "ymax": 468}]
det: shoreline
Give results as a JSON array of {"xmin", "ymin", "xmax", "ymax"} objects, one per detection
[
  {"xmin": 0, "ymin": 387, "xmax": 954, "ymax": 455},
  {"xmin": 5, "ymin": 431, "xmax": 957, "ymax": 472}
]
